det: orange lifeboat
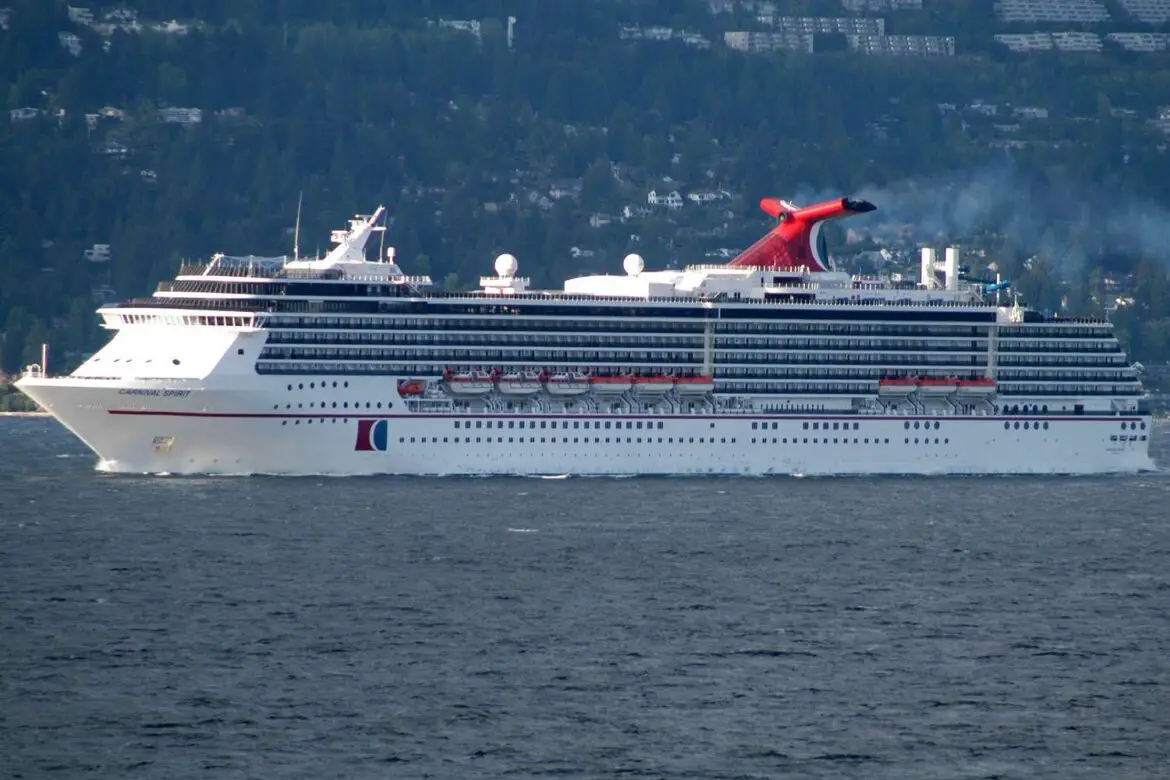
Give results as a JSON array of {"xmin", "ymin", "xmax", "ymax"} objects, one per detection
[{"xmin": 397, "ymin": 379, "xmax": 425, "ymax": 397}]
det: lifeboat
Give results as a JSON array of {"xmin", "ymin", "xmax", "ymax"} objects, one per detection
[
  {"xmin": 396, "ymin": 379, "xmax": 425, "ymax": 397},
  {"xmin": 675, "ymin": 375, "xmax": 715, "ymax": 395},
  {"xmin": 632, "ymin": 375, "xmax": 675, "ymax": 395},
  {"xmin": 956, "ymin": 378, "xmax": 997, "ymax": 398},
  {"xmin": 917, "ymin": 377, "xmax": 959, "ymax": 396},
  {"xmin": 442, "ymin": 368, "xmax": 494, "ymax": 395},
  {"xmin": 497, "ymin": 372, "xmax": 542, "ymax": 395},
  {"xmin": 877, "ymin": 377, "xmax": 919, "ymax": 397},
  {"xmin": 545, "ymin": 372, "xmax": 591, "ymax": 395},
  {"xmin": 591, "ymin": 375, "xmax": 633, "ymax": 394}
]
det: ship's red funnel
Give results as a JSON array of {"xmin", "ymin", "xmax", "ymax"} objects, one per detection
[{"xmin": 728, "ymin": 197, "xmax": 876, "ymax": 272}]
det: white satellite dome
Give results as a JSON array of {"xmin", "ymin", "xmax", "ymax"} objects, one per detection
[
  {"xmin": 494, "ymin": 253, "xmax": 518, "ymax": 278},
  {"xmin": 622, "ymin": 253, "xmax": 645, "ymax": 276}
]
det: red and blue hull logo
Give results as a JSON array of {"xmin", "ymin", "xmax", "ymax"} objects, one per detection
[{"xmin": 355, "ymin": 419, "xmax": 389, "ymax": 451}]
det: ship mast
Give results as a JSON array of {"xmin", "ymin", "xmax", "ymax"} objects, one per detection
[{"xmin": 292, "ymin": 191, "xmax": 303, "ymax": 261}]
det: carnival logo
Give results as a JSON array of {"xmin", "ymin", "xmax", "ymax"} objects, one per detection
[{"xmin": 355, "ymin": 419, "xmax": 389, "ymax": 451}]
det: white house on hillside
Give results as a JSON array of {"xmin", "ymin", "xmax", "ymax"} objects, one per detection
[{"xmin": 647, "ymin": 189, "xmax": 683, "ymax": 209}]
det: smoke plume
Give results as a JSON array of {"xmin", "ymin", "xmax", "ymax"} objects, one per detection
[{"xmin": 788, "ymin": 160, "xmax": 1170, "ymax": 279}]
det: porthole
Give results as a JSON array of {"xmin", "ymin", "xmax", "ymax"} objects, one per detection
[
  {"xmin": 298, "ymin": 383, "xmax": 303, "ymax": 390},
  {"xmin": 934, "ymin": 421, "xmax": 940, "ymax": 430},
  {"xmin": 1140, "ymin": 422, "xmax": 1147, "ymax": 430},
  {"xmin": 914, "ymin": 422, "xmax": 920, "ymax": 430},
  {"xmin": 1014, "ymin": 422, "xmax": 1020, "ymax": 429},
  {"xmin": 1023, "ymin": 422, "xmax": 1029, "ymax": 430},
  {"xmin": 904, "ymin": 422, "xmax": 910, "ymax": 429},
  {"xmin": 1004, "ymin": 422, "xmax": 1010, "ymax": 429},
  {"xmin": 1042, "ymin": 422, "xmax": 1049, "ymax": 430},
  {"xmin": 172, "ymin": 359, "xmax": 180, "ymax": 365}
]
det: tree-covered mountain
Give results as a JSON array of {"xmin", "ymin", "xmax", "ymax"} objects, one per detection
[{"xmin": 2, "ymin": 0, "xmax": 1170, "ymax": 378}]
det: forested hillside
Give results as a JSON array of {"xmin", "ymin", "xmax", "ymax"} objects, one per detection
[{"xmin": 3, "ymin": 0, "xmax": 1170, "ymax": 376}]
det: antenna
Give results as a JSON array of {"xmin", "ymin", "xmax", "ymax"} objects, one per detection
[
  {"xmin": 378, "ymin": 208, "xmax": 386, "ymax": 264},
  {"xmin": 293, "ymin": 191, "xmax": 303, "ymax": 260}
]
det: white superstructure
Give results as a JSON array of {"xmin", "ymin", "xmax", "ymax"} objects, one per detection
[{"xmin": 17, "ymin": 198, "xmax": 1155, "ymax": 476}]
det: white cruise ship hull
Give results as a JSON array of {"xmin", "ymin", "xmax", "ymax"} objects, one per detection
[{"xmin": 17, "ymin": 376, "xmax": 1156, "ymax": 477}]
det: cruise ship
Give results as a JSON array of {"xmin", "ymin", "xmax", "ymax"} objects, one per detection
[{"xmin": 17, "ymin": 196, "xmax": 1154, "ymax": 476}]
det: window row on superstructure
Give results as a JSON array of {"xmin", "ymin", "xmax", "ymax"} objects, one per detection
[
  {"xmin": 998, "ymin": 339, "xmax": 1120, "ymax": 352},
  {"xmin": 999, "ymin": 324, "xmax": 1113, "ymax": 339},
  {"xmin": 265, "ymin": 330, "xmax": 992, "ymax": 352},
  {"xmin": 997, "ymin": 368, "xmax": 1137, "ymax": 381},
  {"xmin": 259, "ymin": 331, "xmax": 1127, "ymax": 365},
  {"xmin": 260, "ymin": 313, "xmax": 995, "ymax": 335},
  {"xmin": 256, "ymin": 345, "xmax": 992, "ymax": 367},
  {"xmin": 257, "ymin": 345, "xmax": 1128, "ymax": 373},
  {"xmin": 998, "ymin": 354, "xmax": 1127, "ymax": 366},
  {"xmin": 998, "ymin": 383, "xmax": 1142, "ymax": 396}
]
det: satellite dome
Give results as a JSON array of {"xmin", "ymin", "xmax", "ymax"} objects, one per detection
[
  {"xmin": 623, "ymin": 253, "xmax": 645, "ymax": 276},
  {"xmin": 494, "ymin": 253, "xmax": 518, "ymax": 278}
]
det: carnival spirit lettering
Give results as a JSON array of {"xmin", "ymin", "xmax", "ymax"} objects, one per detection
[{"xmin": 118, "ymin": 388, "xmax": 191, "ymax": 397}]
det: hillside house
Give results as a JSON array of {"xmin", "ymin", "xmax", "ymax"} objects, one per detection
[
  {"xmin": 84, "ymin": 244, "xmax": 111, "ymax": 263},
  {"xmin": 158, "ymin": 107, "xmax": 202, "ymax": 124},
  {"xmin": 647, "ymin": 189, "xmax": 684, "ymax": 209}
]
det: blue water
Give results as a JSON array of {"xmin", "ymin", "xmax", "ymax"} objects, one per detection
[{"xmin": 2, "ymin": 418, "xmax": 1168, "ymax": 778}]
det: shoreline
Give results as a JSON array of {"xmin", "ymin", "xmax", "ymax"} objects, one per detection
[{"xmin": 0, "ymin": 411, "xmax": 50, "ymax": 417}]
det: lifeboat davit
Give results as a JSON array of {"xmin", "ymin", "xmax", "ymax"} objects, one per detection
[
  {"xmin": 632, "ymin": 375, "xmax": 675, "ymax": 395},
  {"xmin": 591, "ymin": 375, "xmax": 633, "ymax": 394},
  {"xmin": 545, "ymin": 372, "xmax": 591, "ymax": 395},
  {"xmin": 497, "ymin": 373, "xmax": 542, "ymax": 395},
  {"xmin": 675, "ymin": 375, "xmax": 716, "ymax": 395}
]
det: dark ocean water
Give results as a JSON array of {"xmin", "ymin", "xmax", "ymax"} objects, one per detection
[{"xmin": 1, "ymin": 418, "xmax": 1168, "ymax": 780}]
